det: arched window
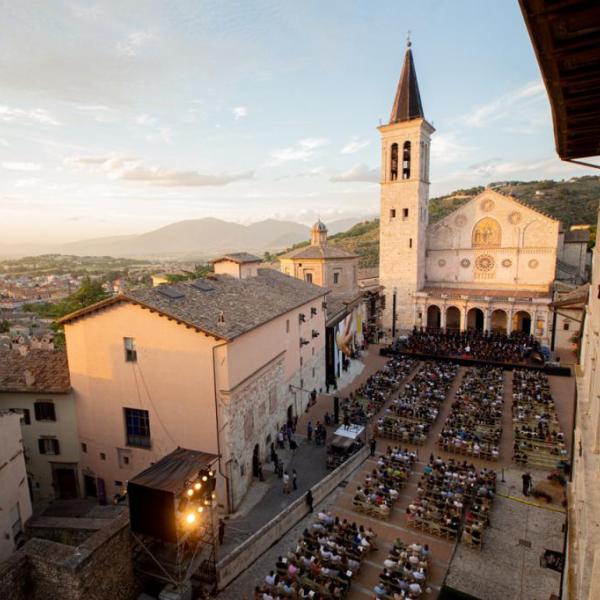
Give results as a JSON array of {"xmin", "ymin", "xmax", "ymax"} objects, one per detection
[
  {"xmin": 390, "ymin": 143, "xmax": 398, "ymax": 181},
  {"xmin": 402, "ymin": 141, "xmax": 411, "ymax": 179}
]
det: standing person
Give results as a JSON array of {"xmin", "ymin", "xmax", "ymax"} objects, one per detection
[
  {"xmin": 369, "ymin": 437, "xmax": 377, "ymax": 457},
  {"xmin": 307, "ymin": 421, "xmax": 313, "ymax": 442},
  {"xmin": 305, "ymin": 490, "xmax": 314, "ymax": 513},
  {"xmin": 218, "ymin": 518, "xmax": 225, "ymax": 545},
  {"xmin": 290, "ymin": 437, "xmax": 297, "ymax": 455},
  {"xmin": 522, "ymin": 472, "xmax": 533, "ymax": 496},
  {"xmin": 310, "ymin": 389, "xmax": 317, "ymax": 405},
  {"xmin": 292, "ymin": 469, "xmax": 298, "ymax": 491},
  {"xmin": 270, "ymin": 442, "xmax": 277, "ymax": 464},
  {"xmin": 277, "ymin": 429, "xmax": 285, "ymax": 449},
  {"xmin": 283, "ymin": 471, "xmax": 291, "ymax": 494}
]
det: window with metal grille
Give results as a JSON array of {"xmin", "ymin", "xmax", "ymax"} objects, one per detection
[
  {"xmin": 124, "ymin": 337, "xmax": 137, "ymax": 362},
  {"xmin": 34, "ymin": 401, "xmax": 55, "ymax": 421},
  {"xmin": 38, "ymin": 437, "xmax": 60, "ymax": 455},
  {"xmin": 124, "ymin": 408, "xmax": 151, "ymax": 448}
]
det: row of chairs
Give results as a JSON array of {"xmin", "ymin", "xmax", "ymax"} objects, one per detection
[{"xmin": 438, "ymin": 366, "xmax": 504, "ymax": 462}]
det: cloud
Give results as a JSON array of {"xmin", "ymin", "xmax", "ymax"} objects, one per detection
[
  {"xmin": 134, "ymin": 114, "xmax": 173, "ymax": 144},
  {"xmin": 330, "ymin": 163, "xmax": 379, "ymax": 183},
  {"xmin": 431, "ymin": 132, "xmax": 476, "ymax": 164},
  {"xmin": 340, "ymin": 137, "xmax": 370, "ymax": 154},
  {"xmin": 269, "ymin": 138, "xmax": 329, "ymax": 164},
  {"xmin": 117, "ymin": 167, "xmax": 253, "ymax": 187},
  {"xmin": 116, "ymin": 30, "xmax": 157, "ymax": 57},
  {"xmin": 458, "ymin": 80, "xmax": 546, "ymax": 129},
  {"xmin": 14, "ymin": 178, "xmax": 40, "ymax": 188},
  {"xmin": 2, "ymin": 161, "xmax": 42, "ymax": 171},
  {"xmin": 76, "ymin": 105, "xmax": 118, "ymax": 123},
  {"xmin": 232, "ymin": 106, "xmax": 247, "ymax": 120},
  {"xmin": 468, "ymin": 158, "xmax": 503, "ymax": 177},
  {"xmin": 65, "ymin": 154, "xmax": 253, "ymax": 187},
  {"xmin": 0, "ymin": 106, "xmax": 60, "ymax": 126}
]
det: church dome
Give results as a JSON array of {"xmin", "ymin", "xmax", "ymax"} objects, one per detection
[{"xmin": 312, "ymin": 220, "xmax": 327, "ymax": 233}]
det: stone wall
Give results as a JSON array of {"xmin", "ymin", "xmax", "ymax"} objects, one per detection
[
  {"xmin": 222, "ymin": 352, "xmax": 287, "ymax": 509},
  {"xmin": 216, "ymin": 445, "xmax": 369, "ymax": 590},
  {"xmin": 0, "ymin": 551, "xmax": 31, "ymax": 600},
  {"xmin": 378, "ymin": 119, "xmax": 431, "ymax": 332},
  {"xmin": 222, "ymin": 343, "xmax": 327, "ymax": 511},
  {"xmin": 0, "ymin": 513, "xmax": 140, "ymax": 600},
  {"xmin": 425, "ymin": 189, "xmax": 559, "ymax": 292}
]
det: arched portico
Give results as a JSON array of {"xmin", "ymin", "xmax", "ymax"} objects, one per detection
[
  {"xmin": 427, "ymin": 305, "xmax": 441, "ymax": 329},
  {"xmin": 491, "ymin": 309, "xmax": 508, "ymax": 333},
  {"xmin": 446, "ymin": 306, "xmax": 461, "ymax": 330},
  {"xmin": 467, "ymin": 307, "xmax": 485, "ymax": 331},
  {"xmin": 513, "ymin": 310, "xmax": 532, "ymax": 335}
]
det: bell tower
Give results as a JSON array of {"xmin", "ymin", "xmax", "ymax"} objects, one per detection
[{"xmin": 379, "ymin": 39, "xmax": 434, "ymax": 334}]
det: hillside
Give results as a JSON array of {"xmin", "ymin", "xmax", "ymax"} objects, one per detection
[
  {"xmin": 429, "ymin": 175, "xmax": 600, "ymax": 226},
  {"xmin": 280, "ymin": 176, "xmax": 600, "ymax": 268},
  {"xmin": 0, "ymin": 216, "xmax": 370, "ymax": 260}
]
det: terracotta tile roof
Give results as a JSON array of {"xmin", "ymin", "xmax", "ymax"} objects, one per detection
[
  {"xmin": 0, "ymin": 349, "xmax": 71, "ymax": 393},
  {"xmin": 211, "ymin": 252, "xmax": 262, "ymax": 264},
  {"xmin": 357, "ymin": 267, "xmax": 379, "ymax": 280},
  {"xmin": 59, "ymin": 269, "xmax": 328, "ymax": 341},
  {"xmin": 551, "ymin": 284, "xmax": 589, "ymax": 308},
  {"xmin": 279, "ymin": 245, "xmax": 357, "ymax": 260}
]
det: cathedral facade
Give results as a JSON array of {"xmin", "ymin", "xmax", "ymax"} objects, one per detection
[{"xmin": 379, "ymin": 43, "xmax": 559, "ymax": 346}]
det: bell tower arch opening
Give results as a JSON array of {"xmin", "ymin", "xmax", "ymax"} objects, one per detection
[
  {"xmin": 402, "ymin": 141, "xmax": 411, "ymax": 179},
  {"xmin": 390, "ymin": 143, "xmax": 399, "ymax": 181}
]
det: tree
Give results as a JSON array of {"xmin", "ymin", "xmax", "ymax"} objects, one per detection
[{"xmin": 0, "ymin": 319, "xmax": 10, "ymax": 334}]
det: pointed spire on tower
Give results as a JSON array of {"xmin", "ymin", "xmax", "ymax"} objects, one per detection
[{"xmin": 389, "ymin": 35, "xmax": 425, "ymax": 124}]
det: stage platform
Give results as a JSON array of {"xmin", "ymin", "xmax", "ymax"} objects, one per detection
[{"xmin": 380, "ymin": 348, "xmax": 572, "ymax": 377}]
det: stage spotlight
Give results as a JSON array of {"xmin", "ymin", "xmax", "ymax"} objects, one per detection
[
  {"xmin": 194, "ymin": 482, "xmax": 202, "ymax": 491},
  {"xmin": 186, "ymin": 488, "xmax": 194, "ymax": 497},
  {"xmin": 185, "ymin": 512, "xmax": 196, "ymax": 525}
]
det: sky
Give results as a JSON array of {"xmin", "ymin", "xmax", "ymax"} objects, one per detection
[{"xmin": 1, "ymin": 0, "xmax": 597, "ymax": 244}]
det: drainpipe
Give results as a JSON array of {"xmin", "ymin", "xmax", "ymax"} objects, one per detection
[{"xmin": 212, "ymin": 341, "xmax": 231, "ymax": 512}]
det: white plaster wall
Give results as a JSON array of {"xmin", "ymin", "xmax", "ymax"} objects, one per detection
[
  {"xmin": 0, "ymin": 391, "xmax": 81, "ymax": 501},
  {"xmin": 0, "ymin": 413, "xmax": 32, "ymax": 562}
]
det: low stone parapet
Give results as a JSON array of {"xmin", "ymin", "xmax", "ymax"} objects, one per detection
[{"xmin": 216, "ymin": 445, "xmax": 369, "ymax": 590}]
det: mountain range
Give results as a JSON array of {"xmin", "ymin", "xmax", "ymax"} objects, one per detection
[{"xmin": 0, "ymin": 216, "xmax": 374, "ymax": 260}]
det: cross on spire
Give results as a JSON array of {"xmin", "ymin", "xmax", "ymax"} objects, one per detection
[{"xmin": 389, "ymin": 37, "xmax": 424, "ymax": 124}]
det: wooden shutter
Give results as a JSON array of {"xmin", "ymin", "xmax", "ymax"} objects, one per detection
[{"xmin": 38, "ymin": 439, "xmax": 46, "ymax": 454}]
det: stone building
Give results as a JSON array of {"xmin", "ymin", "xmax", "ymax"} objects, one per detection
[
  {"xmin": 378, "ymin": 41, "xmax": 583, "ymax": 346},
  {"xmin": 59, "ymin": 256, "xmax": 327, "ymax": 512},
  {"xmin": 0, "ymin": 349, "xmax": 81, "ymax": 501},
  {"xmin": 0, "ymin": 412, "xmax": 32, "ymax": 562},
  {"xmin": 279, "ymin": 221, "xmax": 366, "ymax": 383}
]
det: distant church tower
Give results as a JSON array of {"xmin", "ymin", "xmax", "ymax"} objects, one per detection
[{"xmin": 379, "ymin": 39, "xmax": 434, "ymax": 334}]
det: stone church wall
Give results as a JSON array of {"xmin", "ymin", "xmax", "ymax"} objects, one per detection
[{"xmin": 426, "ymin": 190, "xmax": 559, "ymax": 292}]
